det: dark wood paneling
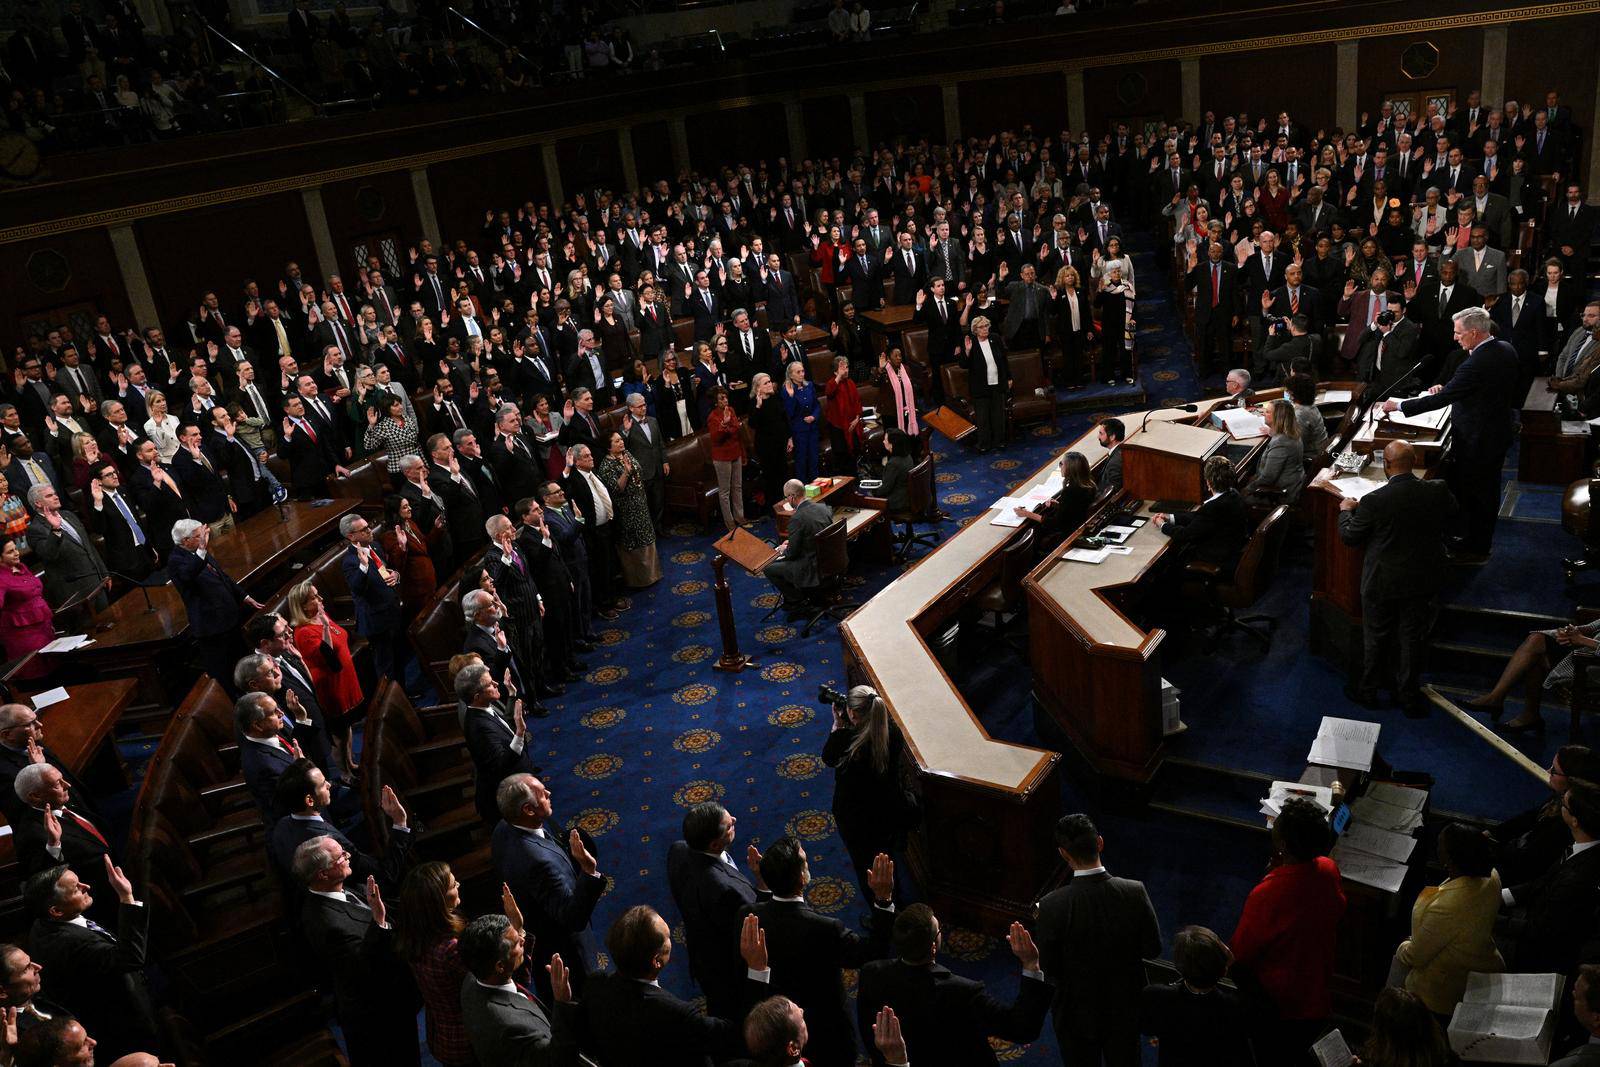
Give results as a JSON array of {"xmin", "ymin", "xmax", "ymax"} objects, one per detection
[
  {"xmin": 686, "ymin": 103, "xmax": 787, "ymax": 173},
  {"xmin": 135, "ymin": 192, "xmax": 314, "ymax": 331},
  {"xmin": 1506, "ymin": 16, "xmax": 1597, "ymax": 183},
  {"xmin": 427, "ymin": 147, "xmax": 548, "ymax": 251},
  {"xmin": 557, "ymin": 132, "xmax": 624, "ymax": 200},
  {"xmin": 321, "ymin": 169, "xmax": 423, "ymax": 279},
  {"xmin": 1199, "ymin": 44, "xmax": 1337, "ymax": 131},
  {"xmin": 864, "ymin": 85, "xmax": 943, "ymax": 147},
  {"xmin": 1084, "ymin": 60, "xmax": 1182, "ymax": 134},
  {"xmin": 1358, "ymin": 27, "xmax": 1484, "ymax": 119},
  {"xmin": 0, "ymin": 228, "xmax": 132, "ymax": 341},
  {"xmin": 631, "ymin": 120, "xmax": 675, "ymax": 187},
  {"xmin": 958, "ymin": 73, "xmax": 1069, "ymax": 141},
  {"xmin": 802, "ymin": 94, "xmax": 855, "ymax": 162}
]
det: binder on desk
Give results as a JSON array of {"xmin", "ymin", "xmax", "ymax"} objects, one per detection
[
  {"xmin": 923, "ymin": 406, "xmax": 976, "ymax": 442},
  {"xmin": 713, "ymin": 527, "xmax": 779, "ymax": 575}
]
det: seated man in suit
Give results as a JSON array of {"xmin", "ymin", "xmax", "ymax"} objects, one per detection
[
  {"xmin": 1138, "ymin": 926, "xmax": 1255, "ymax": 1067},
  {"xmin": 764, "ymin": 479, "xmax": 833, "ymax": 609},
  {"xmin": 856, "ymin": 905, "xmax": 1050, "ymax": 1067},
  {"xmin": 493, "ymin": 772, "xmax": 604, "ymax": 1003},
  {"xmin": 1034, "ymin": 814, "xmax": 1162, "ymax": 1067},
  {"xmin": 339, "ymin": 512, "xmax": 406, "ymax": 685},
  {"xmin": 745, "ymin": 837, "xmax": 896, "ymax": 1067},
  {"xmin": 458, "ymin": 912, "xmax": 579, "ymax": 1067},
  {"xmin": 25, "ymin": 483, "xmax": 110, "ymax": 619},
  {"xmin": 1502, "ymin": 778, "xmax": 1600, "ymax": 980},
  {"xmin": 168, "ymin": 518, "xmax": 260, "ymax": 683},
  {"xmin": 268, "ymin": 759, "xmax": 411, "ymax": 893},
  {"xmin": 1554, "ymin": 964, "xmax": 1600, "ymax": 1067},
  {"xmin": 22, "ymin": 858, "xmax": 159, "ymax": 1063},
  {"xmin": 10, "ymin": 764, "xmax": 114, "ymax": 882},
  {"xmin": 1153, "ymin": 456, "xmax": 1251, "ymax": 578},
  {"xmin": 236, "ymin": 691, "xmax": 303, "ymax": 820},
  {"xmin": 82, "ymin": 462, "xmax": 159, "ymax": 581},
  {"xmin": 667, "ymin": 801, "xmax": 770, "ymax": 1021},
  {"xmin": 459, "ymin": 663, "xmax": 541, "ymax": 825},
  {"xmin": 577, "ymin": 905, "xmax": 771, "ymax": 1065},
  {"xmin": 293, "ymin": 836, "xmax": 422, "ymax": 1066}
]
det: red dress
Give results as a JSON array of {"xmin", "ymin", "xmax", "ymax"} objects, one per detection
[
  {"xmin": 294, "ymin": 617, "xmax": 363, "ymax": 719},
  {"xmin": 1258, "ymin": 185, "xmax": 1291, "ymax": 235},
  {"xmin": 380, "ymin": 520, "xmax": 441, "ymax": 620},
  {"xmin": 0, "ymin": 565, "xmax": 54, "ymax": 678},
  {"xmin": 1231, "ymin": 855, "xmax": 1346, "ymax": 1020}
]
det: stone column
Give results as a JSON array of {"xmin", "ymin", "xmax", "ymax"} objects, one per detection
[
  {"xmin": 942, "ymin": 83, "xmax": 960, "ymax": 142},
  {"xmin": 1065, "ymin": 69, "xmax": 1086, "ymax": 134},
  {"xmin": 785, "ymin": 101, "xmax": 809, "ymax": 162},
  {"xmin": 617, "ymin": 126, "xmax": 639, "ymax": 192},
  {"xmin": 108, "ymin": 224, "xmax": 159, "ymax": 328},
  {"xmin": 410, "ymin": 167, "xmax": 441, "ymax": 248},
  {"xmin": 669, "ymin": 117, "xmax": 691, "ymax": 175},
  {"xmin": 1180, "ymin": 58, "xmax": 1201, "ymax": 123},
  {"xmin": 300, "ymin": 187, "xmax": 341, "ymax": 285},
  {"xmin": 542, "ymin": 142, "xmax": 564, "ymax": 207},
  {"xmin": 849, "ymin": 93, "xmax": 869, "ymax": 153},
  {"xmin": 1335, "ymin": 41, "xmax": 1359, "ymax": 129},
  {"xmin": 1480, "ymin": 26, "xmax": 1508, "ymax": 107}
]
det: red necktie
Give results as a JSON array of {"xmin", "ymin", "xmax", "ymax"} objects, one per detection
[
  {"xmin": 1290, "ymin": 290, "xmax": 1299, "ymax": 315},
  {"xmin": 300, "ymin": 418, "xmax": 318, "ymax": 443},
  {"xmin": 64, "ymin": 809, "xmax": 107, "ymax": 847}
]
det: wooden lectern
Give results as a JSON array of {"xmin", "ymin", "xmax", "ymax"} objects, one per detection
[
  {"xmin": 1520, "ymin": 377, "xmax": 1588, "ymax": 485},
  {"xmin": 922, "ymin": 406, "xmax": 976, "ymax": 442},
  {"xmin": 1121, "ymin": 419, "xmax": 1228, "ymax": 503},
  {"xmin": 710, "ymin": 527, "xmax": 779, "ymax": 673}
]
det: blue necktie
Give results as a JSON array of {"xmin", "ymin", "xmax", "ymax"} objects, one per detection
[{"xmin": 110, "ymin": 492, "xmax": 145, "ymax": 546}]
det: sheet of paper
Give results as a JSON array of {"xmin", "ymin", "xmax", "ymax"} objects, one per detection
[
  {"xmin": 1330, "ymin": 475, "xmax": 1388, "ymax": 500},
  {"xmin": 1339, "ymin": 822, "xmax": 1417, "ymax": 864},
  {"xmin": 39, "ymin": 635, "xmax": 92, "ymax": 653},
  {"xmin": 1215, "ymin": 407, "xmax": 1269, "ymax": 438},
  {"xmin": 1364, "ymin": 782, "xmax": 1426, "ymax": 811},
  {"xmin": 1105, "ymin": 546, "xmax": 1133, "ymax": 555},
  {"xmin": 1267, "ymin": 781, "xmax": 1334, "ymax": 813},
  {"xmin": 990, "ymin": 509, "xmax": 1027, "ymax": 528},
  {"xmin": 1318, "ymin": 717, "xmax": 1381, "ymax": 745},
  {"xmin": 1461, "ymin": 972, "xmax": 1563, "ymax": 1010},
  {"xmin": 1563, "ymin": 420, "xmax": 1590, "ymax": 434},
  {"xmin": 1101, "ymin": 525, "xmax": 1139, "ymax": 540},
  {"xmin": 1385, "ymin": 402, "xmax": 1449, "ymax": 431},
  {"xmin": 30, "ymin": 687, "xmax": 69, "ymax": 710},
  {"xmin": 1064, "ymin": 546, "xmax": 1110, "ymax": 564},
  {"xmin": 1319, "ymin": 389, "xmax": 1354, "ymax": 404},
  {"xmin": 1448, "ymin": 1003, "xmax": 1550, "ymax": 1040},
  {"xmin": 1330, "ymin": 841, "xmax": 1408, "ymax": 893},
  {"xmin": 1307, "ymin": 736, "xmax": 1373, "ymax": 772},
  {"xmin": 1352, "ymin": 796, "xmax": 1424, "ymax": 833},
  {"xmin": 1311, "ymin": 1028, "xmax": 1353, "ymax": 1067}
]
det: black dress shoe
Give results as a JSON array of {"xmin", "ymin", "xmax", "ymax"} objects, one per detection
[{"xmin": 1343, "ymin": 685, "xmax": 1380, "ymax": 709}]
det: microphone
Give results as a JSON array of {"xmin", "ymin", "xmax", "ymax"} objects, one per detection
[{"xmin": 1139, "ymin": 403, "xmax": 1198, "ymax": 437}]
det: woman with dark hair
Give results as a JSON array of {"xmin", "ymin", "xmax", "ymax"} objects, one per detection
[
  {"xmin": 362, "ymin": 390, "xmax": 419, "ymax": 481},
  {"xmin": 1014, "ymin": 451, "xmax": 1097, "ymax": 549},
  {"xmin": 822, "ymin": 684, "xmax": 917, "ymax": 903},
  {"xmin": 396, "ymin": 862, "xmax": 472, "ymax": 1067},
  {"xmin": 704, "ymin": 386, "xmax": 747, "ymax": 532},
  {"xmin": 594, "ymin": 295, "xmax": 636, "ymax": 375},
  {"xmin": 654, "ymin": 350, "xmax": 694, "ymax": 439},
  {"xmin": 0, "ymin": 538, "xmax": 54, "ymax": 677},
  {"xmin": 1139, "ymin": 925, "xmax": 1256, "ymax": 1066},
  {"xmin": 875, "ymin": 428, "xmax": 915, "ymax": 513},
  {"xmin": 821, "ymin": 355, "xmax": 862, "ymax": 476},
  {"xmin": 380, "ymin": 493, "xmax": 442, "ymax": 619},
  {"xmin": 1394, "ymin": 823, "xmax": 1503, "ymax": 1017},
  {"xmin": 1467, "ymin": 612, "xmax": 1600, "ymax": 734},
  {"xmin": 1493, "ymin": 744, "xmax": 1596, "ymax": 885},
  {"xmin": 1230, "ymin": 796, "xmax": 1345, "ymax": 1060},
  {"xmin": 1359, "ymin": 988, "xmax": 1452, "ymax": 1067},
  {"xmin": 526, "ymin": 393, "xmax": 566, "ymax": 480}
]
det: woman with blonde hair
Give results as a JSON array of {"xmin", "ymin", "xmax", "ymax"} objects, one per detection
[
  {"xmin": 1053, "ymin": 264, "xmax": 1095, "ymax": 388},
  {"xmin": 288, "ymin": 580, "xmax": 362, "ymax": 774},
  {"xmin": 822, "ymin": 684, "xmax": 918, "ymax": 903},
  {"xmin": 1243, "ymin": 398, "xmax": 1305, "ymax": 506},
  {"xmin": 143, "ymin": 390, "xmax": 181, "ymax": 462}
]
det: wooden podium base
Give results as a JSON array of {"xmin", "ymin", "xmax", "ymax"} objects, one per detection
[{"xmin": 710, "ymin": 530, "xmax": 779, "ymax": 674}]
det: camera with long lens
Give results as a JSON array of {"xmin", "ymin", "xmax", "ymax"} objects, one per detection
[
  {"xmin": 1375, "ymin": 309, "xmax": 1396, "ymax": 327},
  {"xmin": 818, "ymin": 685, "xmax": 848, "ymax": 708}
]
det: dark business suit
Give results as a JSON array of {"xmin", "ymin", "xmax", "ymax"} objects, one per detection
[
  {"xmin": 11, "ymin": 803, "xmax": 112, "ymax": 878},
  {"xmin": 459, "ymin": 972, "xmax": 579, "ymax": 1067},
  {"xmin": 1160, "ymin": 490, "xmax": 1250, "ymax": 572},
  {"xmin": 463, "ymin": 702, "xmax": 539, "ymax": 826},
  {"xmin": 171, "ymin": 446, "xmax": 231, "ymax": 523},
  {"xmin": 856, "ymin": 958, "xmax": 1051, "ymax": 1067},
  {"xmin": 168, "ymin": 543, "xmax": 249, "ymax": 681},
  {"xmin": 1490, "ymin": 293, "xmax": 1544, "ymax": 393},
  {"xmin": 26, "ymin": 901, "xmax": 158, "ymax": 1062},
  {"xmin": 1338, "ymin": 471, "xmax": 1456, "ymax": 699},
  {"xmin": 1396, "ymin": 337, "xmax": 1519, "ymax": 553},
  {"xmin": 577, "ymin": 971, "xmax": 751, "ymax": 1067},
  {"xmin": 342, "ymin": 543, "xmax": 403, "ymax": 681},
  {"xmin": 1507, "ymin": 841, "xmax": 1600, "ymax": 977},
  {"xmin": 206, "ymin": 431, "xmax": 270, "ymax": 519},
  {"xmin": 964, "ymin": 335, "xmax": 1011, "ymax": 450},
  {"xmin": 269, "ymin": 814, "xmax": 413, "ymax": 895},
  {"xmin": 886, "ymin": 248, "xmax": 928, "ymax": 306},
  {"xmin": 1035, "ymin": 869, "xmax": 1162, "ymax": 1067},
  {"xmin": 278, "ymin": 416, "xmax": 338, "ymax": 498},
  {"xmin": 1138, "ymin": 980, "xmax": 1257, "ymax": 1067},
  {"xmin": 745, "ymin": 897, "xmax": 894, "ymax": 1066},
  {"xmin": 239, "ymin": 734, "xmax": 299, "ymax": 820},
  {"xmin": 666, "ymin": 842, "xmax": 768, "ymax": 1021},
  {"xmin": 25, "ymin": 512, "xmax": 109, "ymax": 616},
  {"xmin": 0, "ymin": 745, "xmax": 96, "ymax": 825},
  {"xmin": 83, "ymin": 489, "xmax": 158, "ymax": 580},
  {"xmin": 1356, "ymin": 317, "xmax": 1424, "ymax": 397},
  {"xmin": 301, "ymin": 891, "xmax": 422, "ymax": 1066},
  {"xmin": 492, "ymin": 819, "xmax": 604, "ymax": 1002},
  {"xmin": 840, "ymin": 253, "xmax": 886, "ymax": 310},
  {"xmin": 625, "ymin": 416, "xmax": 668, "ymax": 525}
]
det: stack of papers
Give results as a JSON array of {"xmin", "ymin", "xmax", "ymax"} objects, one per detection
[
  {"xmin": 1064, "ymin": 546, "xmax": 1111, "ymax": 564},
  {"xmin": 1307, "ymin": 717, "xmax": 1379, "ymax": 771},
  {"xmin": 1214, "ymin": 407, "xmax": 1269, "ymax": 438},
  {"xmin": 1352, "ymin": 794, "xmax": 1425, "ymax": 833},
  {"xmin": 1331, "ymin": 839, "xmax": 1409, "ymax": 893},
  {"xmin": 1366, "ymin": 781, "xmax": 1427, "ymax": 811},
  {"xmin": 1319, "ymin": 389, "xmax": 1355, "ymax": 405},
  {"xmin": 40, "ymin": 635, "xmax": 93, "ymax": 653},
  {"xmin": 1259, "ymin": 781, "xmax": 1334, "ymax": 820},
  {"xmin": 1448, "ymin": 972, "xmax": 1563, "ymax": 1063},
  {"xmin": 1382, "ymin": 401, "xmax": 1449, "ymax": 432},
  {"xmin": 1311, "ymin": 1029, "xmax": 1354, "ymax": 1067},
  {"xmin": 1329, "ymin": 779, "xmax": 1425, "ymax": 895}
]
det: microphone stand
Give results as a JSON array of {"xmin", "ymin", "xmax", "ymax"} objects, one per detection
[{"xmin": 1139, "ymin": 403, "xmax": 1198, "ymax": 437}]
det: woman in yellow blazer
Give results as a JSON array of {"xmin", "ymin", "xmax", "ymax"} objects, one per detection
[{"xmin": 1395, "ymin": 823, "xmax": 1505, "ymax": 1015}]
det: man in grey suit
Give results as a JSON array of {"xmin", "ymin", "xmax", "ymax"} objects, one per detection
[
  {"xmin": 459, "ymin": 913, "xmax": 579, "ymax": 1067},
  {"xmin": 25, "ymin": 484, "xmax": 109, "ymax": 616},
  {"xmin": 997, "ymin": 261, "xmax": 1053, "ymax": 350},
  {"xmin": 1554, "ymin": 964, "xmax": 1600, "ymax": 1066},
  {"xmin": 1338, "ymin": 440, "xmax": 1457, "ymax": 715},
  {"xmin": 622, "ymin": 394, "xmax": 668, "ymax": 528},
  {"xmin": 765, "ymin": 479, "xmax": 832, "ymax": 607},
  {"xmin": 1446, "ymin": 226, "xmax": 1508, "ymax": 299},
  {"xmin": 1469, "ymin": 174, "xmax": 1515, "ymax": 249},
  {"xmin": 1034, "ymin": 814, "xmax": 1161, "ymax": 1067}
]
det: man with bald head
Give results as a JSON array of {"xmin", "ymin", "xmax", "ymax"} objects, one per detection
[{"xmin": 1338, "ymin": 440, "xmax": 1457, "ymax": 715}]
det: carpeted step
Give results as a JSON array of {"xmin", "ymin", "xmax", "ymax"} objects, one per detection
[
  {"xmin": 1430, "ymin": 603, "xmax": 1567, "ymax": 647},
  {"xmin": 1145, "ymin": 758, "xmax": 1277, "ymax": 832}
]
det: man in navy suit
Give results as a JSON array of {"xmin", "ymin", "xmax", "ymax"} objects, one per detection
[
  {"xmin": 171, "ymin": 422, "xmax": 233, "ymax": 529},
  {"xmin": 667, "ymin": 802, "xmax": 770, "ymax": 1020},
  {"xmin": 168, "ymin": 518, "xmax": 260, "ymax": 683},
  {"xmin": 235, "ymin": 691, "xmax": 302, "ymax": 820},
  {"xmin": 492, "ymin": 772, "xmax": 604, "ymax": 1003},
  {"xmin": 763, "ymin": 252, "xmax": 802, "ymax": 330},
  {"xmin": 686, "ymin": 270, "xmax": 723, "ymax": 342},
  {"xmin": 538, "ymin": 480, "xmax": 598, "ymax": 638},
  {"xmin": 1490, "ymin": 268, "xmax": 1543, "ymax": 393},
  {"xmin": 268, "ymin": 758, "xmax": 412, "ymax": 892},
  {"xmin": 458, "ymin": 663, "xmax": 540, "ymax": 825},
  {"xmin": 339, "ymin": 513, "xmax": 404, "ymax": 685},
  {"xmin": 1382, "ymin": 306, "xmax": 1520, "ymax": 561}
]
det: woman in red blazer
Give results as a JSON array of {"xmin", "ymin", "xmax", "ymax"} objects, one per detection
[
  {"xmin": 0, "ymin": 539, "xmax": 54, "ymax": 678},
  {"xmin": 705, "ymin": 386, "xmax": 748, "ymax": 531},
  {"xmin": 1231, "ymin": 796, "xmax": 1346, "ymax": 1060}
]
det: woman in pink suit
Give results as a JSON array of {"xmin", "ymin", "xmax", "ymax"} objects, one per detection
[{"xmin": 0, "ymin": 539, "xmax": 55, "ymax": 678}]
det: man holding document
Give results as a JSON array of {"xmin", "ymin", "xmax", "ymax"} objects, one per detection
[
  {"xmin": 1338, "ymin": 441, "xmax": 1456, "ymax": 716},
  {"xmin": 1379, "ymin": 306, "xmax": 1519, "ymax": 563}
]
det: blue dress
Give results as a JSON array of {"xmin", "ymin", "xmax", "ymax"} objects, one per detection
[{"xmin": 783, "ymin": 381, "xmax": 821, "ymax": 482}]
